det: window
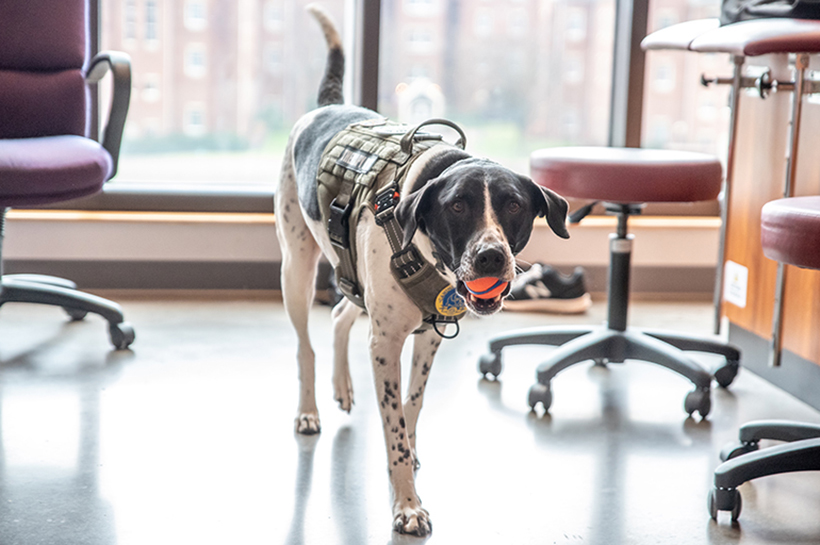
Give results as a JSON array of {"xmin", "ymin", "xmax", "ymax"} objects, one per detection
[
  {"xmin": 101, "ymin": 0, "xmax": 351, "ymax": 189},
  {"xmin": 185, "ymin": 0, "xmax": 208, "ymax": 31},
  {"xmin": 655, "ymin": 9, "xmax": 678, "ymax": 30},
  {"xmin": 380, "ymin": 0, "xmax": 615, "ymax": 175},
  {"xmin": 123, "ymin": 0, "xmax": 137, "ymax": 41},
  {"xmin": 97, "ymin": 0, "xmax": 638, "ymax": 208},
  {"xmin": 474, "ymin": 7, "xmax": 494, "ymax": 37},
  {"xmin": 652, "ymin": 60, "xmax": 676, "ymax": 93},
  {"xmin": 565, "ymin": 7, "xmax": 587, "ymax": 43},
  {"xmin": 642, "ymin": 0, "xmax": 730, "ymax": 156},
  {"xmin": 184, "ymin": 102, "xmax": 207, "ymax": 136},
  {"xmin": 145, "ymin": 0, "xmax": 158, "ymax": 42},
  {"xmin": 184, "ymin": 43, "xmax": 207, "ymax": 78},
  {"xmin": 407, "ymin": 27, "xmax": 434, "ymax": 53},
  {"xmin": 507, "ymin": 8, "xmax": 527, "ymax": 38},
  {"xmin": 405, "ymin": 0, "xmax": 437, "ymax": 17},
  {"xmin": 263, "ymin": 1, "xmax": 284, "ymax": 33},
  {"xmin": 564, "ymin": 53, "xmax": 585, "ymax": 85},
  {"xmin": 264, "ymin": 43, "xmax": 282, "ymax": 74},
  {"xmin": 142, "ymin": 73, "xmax": 161, "ymax": 102}
]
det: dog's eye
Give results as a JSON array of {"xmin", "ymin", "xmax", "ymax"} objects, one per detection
[
  {"xmin": 451, "ymin": 200, "xmax": 465, "ymax": 214},
  {"xmin": 508, "ymin": 201, "xmax": 521, "ymax": 214}
]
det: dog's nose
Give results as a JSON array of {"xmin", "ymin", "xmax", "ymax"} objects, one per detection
[{"xmin": 475, "ymin": 247, "xmax": 506, "ymax": 276}]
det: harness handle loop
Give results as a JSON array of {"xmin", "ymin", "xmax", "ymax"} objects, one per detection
[
  {"xmin": 400, "ymin": 118, "xmax": 467, "ymax": 155},
  {"xmin": 432, "ymin": 319, "xmax": 460, "ymax": 339}
]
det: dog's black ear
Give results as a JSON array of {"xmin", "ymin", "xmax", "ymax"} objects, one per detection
[
  {"xmin": 394, "ymin": 180, "xmax": 439, "ymax": 248},
  {"xmin": 525, "ymin": 176, "xmax": 570, "ymax": 239}
]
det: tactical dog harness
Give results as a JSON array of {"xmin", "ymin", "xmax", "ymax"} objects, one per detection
[{"xmin": 316, "ymin": 118, "xmax": 468, "ymax": 335}]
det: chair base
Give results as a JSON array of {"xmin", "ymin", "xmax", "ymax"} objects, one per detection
[
  {"xmin": 709, "ymin": 423, "xmax": 820, "ymax": 522},
  {"xmin": 479, "ymin": 324, "xmax": 738, "ymax": 418},
  {"xmin": 479, "ymin": 203, "xmax": 740, "ymax": 418},
  {"xmin": 0, "ymin": 275, "xmax": 135, "ymax": 350}
]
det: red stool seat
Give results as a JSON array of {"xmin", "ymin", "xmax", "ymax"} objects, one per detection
[
  {"xmin": 761, "ymin": 196, "xmax": 820, "ymax": 270},
  {"xmin": 530, "ymin": 147, "xmax": 722, "ymax": 203}
]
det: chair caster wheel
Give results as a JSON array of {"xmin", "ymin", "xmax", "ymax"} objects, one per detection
[
  {"xmin": 109, "ymin": 322, "xmax": 135, "ymax": 350},
  {"xmin": 714, "ymin": 359, "xmax": 739, "ymax": 388},
  {"xmin": 528, "ymin": 383, "xmax": 552, "ymax": 411},
  {"xmin": 708, "ymin": 488, "xmax": 742, "ymax": 522},
  {"xmin": 478, "ymin": 353, "xmax": 502, "ymax": 378},
  {"xmin": 708, "ymin": 489, "xmax": 718, "ymax": 521},
  {"xmin": 64, "ymin": 307, "xmax": 88, "ymax": 321},
  {"xmin": 685, "ymin": 388, "xmax": 711, "ymax": 418},
  {"xmin": 719, "ymin": 441, "xmax": 759, "ymax": 462}
]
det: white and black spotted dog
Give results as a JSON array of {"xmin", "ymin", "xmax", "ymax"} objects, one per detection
[{"xmin": 275, "ymin": 5, "xmax": 570, "ymax": 537}]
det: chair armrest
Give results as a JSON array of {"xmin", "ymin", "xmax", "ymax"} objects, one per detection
[{"xmin": 85, "ymin": 51, "xmax": 132, "ymax": 178}]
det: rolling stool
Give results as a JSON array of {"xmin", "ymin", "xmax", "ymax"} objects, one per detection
[
  {"xmin": 478, "ymin": 147, "xmax": 741, "ymax": 418},
  {"xmin": 709, "ymin": 196, "xmax": 820, "ymax": 522}
]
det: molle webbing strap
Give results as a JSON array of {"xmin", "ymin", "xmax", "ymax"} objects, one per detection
[
  {"xmin": 373, "ymin": 190, "xmax": 465, "ymax": 326},
  {"xmin": 316, "ymin": 117, "xmax": 467, "ymax": 330}
]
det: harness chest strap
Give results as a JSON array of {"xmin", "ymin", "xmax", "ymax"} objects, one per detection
[{"xmin": 316, "ymin": 118, "xmax": 468, "ymax": 330}]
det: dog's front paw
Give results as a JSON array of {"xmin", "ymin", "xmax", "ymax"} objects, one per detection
[
  {"xmin": 393, "ymin": 504, "xmax": 432, "ymax": 537},
  {"xmin": 294, "ymin": 413, "xmax": 321, "ymax": 435},
  {"xmin": 333, "ymin": 375, "xmax": 354, "ymax": 413}
]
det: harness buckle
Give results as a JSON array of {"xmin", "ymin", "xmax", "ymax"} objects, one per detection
[
  {"xmin": 328, "ymin": 197, "xmax": 352, "ymax": 249},
  {"xmin": 373, "ymin": 185, "xmax": 401, "ymax": 226}
]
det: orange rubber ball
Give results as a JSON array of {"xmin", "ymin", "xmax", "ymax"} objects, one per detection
[{"xmin": 464, "ymin": 277, "xmax": 509, "ymax": 299}]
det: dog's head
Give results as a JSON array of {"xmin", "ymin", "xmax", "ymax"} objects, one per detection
[{"xmin": 394, "ymin": 158, "xmax": 569, "ymax": 316}]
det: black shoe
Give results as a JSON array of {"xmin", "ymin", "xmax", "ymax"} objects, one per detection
[
  {"xmin": 504, "ymin": 264, "xmax": 592, "ymax": 314},
  {"xmin": 315, "ymin": 269, "xmax": 345, "ymax": 307}
]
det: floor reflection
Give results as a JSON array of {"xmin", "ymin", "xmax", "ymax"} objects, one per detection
[
  {"xmin": 284, "ymin": 434, "xmax": 319, "ymax": 545},
  {"xmin": 0, "ymin": 350, "xmax": 127, "ymax": 545},
  {"xmin": 331, "ymin": 427, "xmax": 369, "ymax": 545},
  {"xmin": 477, "ymin": 360, "xmax": 718, "ymax": 545},
  {"xmin": 1, "ymin": 298, "xmax": 819, "ymax": 545}
]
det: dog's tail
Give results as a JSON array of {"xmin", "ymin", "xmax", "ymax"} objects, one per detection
[{"xmin": 307, "ymin": 4, "xmax": 345, "ymax": 107}]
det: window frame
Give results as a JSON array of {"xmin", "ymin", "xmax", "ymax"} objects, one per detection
[{"xmin": 56, "ymin": 0, "xmax": 644, "ymax": 214}]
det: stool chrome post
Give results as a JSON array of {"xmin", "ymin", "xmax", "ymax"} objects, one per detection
[
  {"xmin": 769, "ymin": 53, "xmax": 810, "ymax": 368},
  {"xmin": 710, "ymin": 55, "xmax": 747, "ymax": 335}
]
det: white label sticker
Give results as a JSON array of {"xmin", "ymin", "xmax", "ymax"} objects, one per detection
[{"xmin": 724, "ymin": 260, "xmax": 748, "ymax": 308}]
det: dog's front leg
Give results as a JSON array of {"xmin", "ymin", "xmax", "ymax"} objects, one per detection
[
  {"xmin": 370, "ymin": 325, "xmax": 432, "ymax": 536},
  {"xmin": 404, "ymin": 328, "xmax": 442, "ymax": 469}
]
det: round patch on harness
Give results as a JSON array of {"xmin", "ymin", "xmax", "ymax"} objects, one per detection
[{"xmin": 436, "ymin": 285, "xmax": 467, "ymax": 317}]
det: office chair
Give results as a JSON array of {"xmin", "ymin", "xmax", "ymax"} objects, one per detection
[
  {"xmin": 709, "ymin": 196, "xmax": 820, "ymax": 521},
  {"xmin": 479, "ymin": 147, "xmax": 741, "ymax": 418},
  {"xmin": 0, "ymin": 0, "xmax": 134, "ymax": 349}
]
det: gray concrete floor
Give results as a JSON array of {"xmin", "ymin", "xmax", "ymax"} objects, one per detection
[{"xmin": 1, "ymin": 292, "xmax": 819, "ymax": 545}]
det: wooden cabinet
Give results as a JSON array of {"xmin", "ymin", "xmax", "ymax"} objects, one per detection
[{"xmin": 724, "ymin": 54, "xmax": 820, "ymax": 368}]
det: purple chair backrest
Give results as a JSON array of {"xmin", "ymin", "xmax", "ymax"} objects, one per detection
[{"xmin": 0, "ymin": 0, "xmax": 89, "ymax": 139}]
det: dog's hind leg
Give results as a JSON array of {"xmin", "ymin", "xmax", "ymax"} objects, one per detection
[
  {"xmin": 403, "ymin": 328, "xmax": 442, "ymax": 469},
  {"xmin": 276, "ymin": 149, "xmax": 323, "ymax": 435},
  {"xmin": 282, "ymin": 242, "xmax": 322, "ymax": 435},
  {"xmin": 331, "ymin": 297, "xmax": 361, "ymax": 413}
]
